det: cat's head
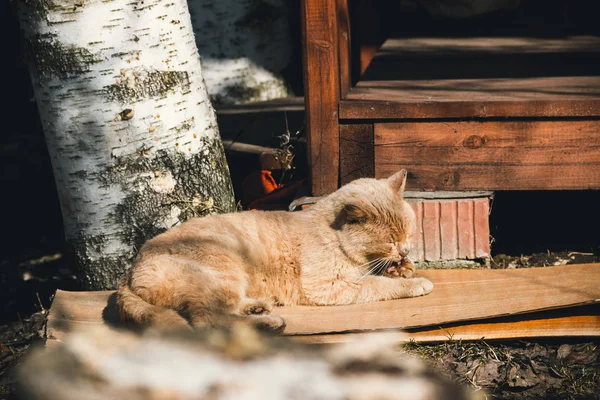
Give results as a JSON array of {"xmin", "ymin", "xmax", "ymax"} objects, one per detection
[{"xmin": 328, "ymin": 170, "xmax": 416, "ymax": 273}]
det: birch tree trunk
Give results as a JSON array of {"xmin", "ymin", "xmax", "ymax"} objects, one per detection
[
  {"xmin": 188, "ymin": 0, "xmax": 294, "ymax": 106},
  {"xmin": 18, "ymin": 0, "xmax": 235, "ymax": 290}
]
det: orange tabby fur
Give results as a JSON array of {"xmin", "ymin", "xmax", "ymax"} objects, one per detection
[{"xmin": 117, "ymin": 170, "xmax": 433, "ymax": 332}]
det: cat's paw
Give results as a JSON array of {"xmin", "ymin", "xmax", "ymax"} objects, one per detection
[
  {"xmin": 252, "ymin": 315, "xmax": 286, "ymax": 333},
  {"xmin": 409, "ymin": 277, "xmax": 434, "ymax": 297},
  {"xmin": 384, "ymin": 257, "xmax": 415, "ymax": 278},
  {"xmin": 240, "ymin": 299, "xmax": 273, "ymax": 315}
]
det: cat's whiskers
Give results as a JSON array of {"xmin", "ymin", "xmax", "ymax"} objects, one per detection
[{"xmin": 355, "ymin": 258, "xmax": 387, "ymax": 283}]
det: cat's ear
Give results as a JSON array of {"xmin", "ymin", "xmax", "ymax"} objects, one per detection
[
  {"xmin": 342, "ymin": 203, "xmax": 367, "ymax": 224},
  {"xmin": 387, "ymin": 169, "xmax": 408, "ymax": 194}
]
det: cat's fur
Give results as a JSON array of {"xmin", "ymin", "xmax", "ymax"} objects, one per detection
[{"xmin": 117, "ymin": 170, "xmax": 433, "ymax": 332}]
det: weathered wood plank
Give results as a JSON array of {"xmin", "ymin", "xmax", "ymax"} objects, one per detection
[
  {"xmin": 339, "ymin": 123, "xmax": 374, "ymax": 185},
  {"xmin": 274, "ymin": 265, "xmax": 600, "ymax": 334},
  {"xmin": 377, "ymin": 164, "xmax": 600, "ymax": 191},
  {"xmin": 291, "ymin": 305, "xmax": 600, "ymax": 344},
  {"xmin": 47, "ymin": 265, "xmax": 600, "ymax": 340},
  {"xmin": 375, "ymin": 120, "xmax": 600, "ymax": 148},
  {"xmin": 340, "ymin": 77, "xmax": 600, "ymax": 119},
  {"xmin": 301, "ymin": 0, "xmax": 340, "ymax": 195},
  {"xmin": 374, "ymin": 121, "xmax": 600, "ymax": 190},
  {"xmin": 377, "ymin": 36, "xmax": 600, "ymax": 55}
]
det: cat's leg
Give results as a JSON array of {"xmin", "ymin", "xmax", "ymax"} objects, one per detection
[
  {"xmin": 353, "ymin": 275, "xmax": 433, "ymax": 304},
  {"xmin": 189, "ymin": 312, "xmax": 286, "ymax": 333},
  {"xmin": 303, "ymin": 274, "xmax": 432, "ymax": 305}
]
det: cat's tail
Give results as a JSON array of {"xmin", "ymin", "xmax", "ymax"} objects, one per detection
[{"xmin": 116, "ymin": 279, "xmax": 191, "ymax": 331}]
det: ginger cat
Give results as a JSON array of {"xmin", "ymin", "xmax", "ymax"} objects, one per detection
[{"xmin": 117, "ymin": 169, "xmax": 433, "ymax": 332}]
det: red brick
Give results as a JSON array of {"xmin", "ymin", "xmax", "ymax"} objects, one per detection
[
  {"xmin": 423, "ymin": 201, "xmax": 441, "ymax": 261},
  {"xmin": 474, "ymin": 198, "xmax": 491, "ymax": 258},
  {"xmin": 457, "ymin": 200, "xmax": 475, "ymax": 259},
  {"xmin": 440, "ymin": 201, "xmax": 458, "ymax": 260},
  {"xmin": 410, "ymin": 201, "xmax": 424, "ymax": 262}
]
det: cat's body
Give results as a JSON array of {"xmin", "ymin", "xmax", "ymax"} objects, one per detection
[{"xmin": 117, "ymin": 170, "xmax": 434, "ymax": 332}]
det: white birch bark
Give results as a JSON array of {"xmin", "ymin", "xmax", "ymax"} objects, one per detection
[
  {"xmin": 188, "ymin": 0, "xmax": 293, "ymax": 106},
  {"xmin": 18, "ymin": 0, "xmax": 235, "ymax": 290}
]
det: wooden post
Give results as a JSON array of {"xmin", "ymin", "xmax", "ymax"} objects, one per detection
[
  {"xmin": 301, "ymin": 0, "xmax": 340, "ymax": 196},
  {"xmin": 337, "ymin": 0, "xmax": 352, "ymax": 98}
]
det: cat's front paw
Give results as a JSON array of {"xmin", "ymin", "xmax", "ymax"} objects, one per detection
[
  {"xmin": 409, "ymin": 277, "xmax": 434, "ymax": 297},
  {"xmin": 384, "ymin": 257, "xmax": 415, "ymax": 278}
]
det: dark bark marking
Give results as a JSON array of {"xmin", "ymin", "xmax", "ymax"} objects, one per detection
[
  {"xmin": 104, "ymin": 69, "xmax": 190, "ymax": 104},
  {"xmin": 101, "ymin": 139, "xmax": 234, "ymax": 251},
  {"xmin": 26, "ymin": 34, "xmax": 102, "ymax": 80}
]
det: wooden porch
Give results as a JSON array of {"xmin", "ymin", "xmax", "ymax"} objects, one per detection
[{"xmin": 301, "ymin": 0, "xmax": 600, "ymax": 195}]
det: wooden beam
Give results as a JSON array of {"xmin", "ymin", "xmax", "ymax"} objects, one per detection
[
  {"xmin": 374, "ymin": 120, "xmax": 600, "ymax": 190},
  {"xmin": 336, "ymin": 0, "xmax": 351, "ymax": 98},
  {"xmin": 301, "ymin": 0, "xmax": 340, "ymax": 196},
  {"xmin": 339, "ymin": 123, "xmax": 374, "ymax": 185}
]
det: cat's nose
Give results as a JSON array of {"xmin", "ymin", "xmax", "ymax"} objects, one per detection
[{"xmin": 399, "ymin": 247, "xmax": 410, "ymax": 257}]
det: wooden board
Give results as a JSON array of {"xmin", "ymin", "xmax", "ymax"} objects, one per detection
[
  {"xmin": 341, "ymin": 77, "xmax": 600, "ymax": 119},
  {"xmin": 46, "ymin": 265, "xmax": 600, "ymax": 345},
  {"xmin": 274, "ymin": 265, "xmax": 600, "ymax": 334},
  {"xmin": 374, "ymin": 120, "xmax": 600, "ymax": 190},
  {"xmin": 292, "ymin": 305, "xmax": 600, "ymax": 344},
  {"xmin": 301, "ymin": 0, "xmax": 340, "ymax": 195},
  {"xmin": 339, "ymin": 123, "xmax": 374, "ymax": 185}
]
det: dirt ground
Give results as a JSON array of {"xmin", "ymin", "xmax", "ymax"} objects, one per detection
[{"xmin": 1, "ymin": 251, "xmax": 599, "ymax": 400}]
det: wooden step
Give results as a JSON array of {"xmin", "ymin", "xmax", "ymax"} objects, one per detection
[{"xmin": 341, "ymin": 36, "xmax": 600, "ymax": 119}]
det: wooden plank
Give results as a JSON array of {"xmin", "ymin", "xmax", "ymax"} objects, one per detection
[
  {"xmin": 336, "ymin": 0, "xmax": 351, "ymax": 98},
  {"xmin": 291, "ymin": 305, "xmax": 600, "ymax": 344},
  {"xmin": 374, "ymin": 121, "xmax": 600, "ymax": 190},
  {"xmin": 375, "ymin": 120, "xmax": 600, "ymax": 148},
  {"xmin": 377, "ymin": 164, "xmax": 600, "ymax": 191},
  {"xmin": 46, "ymin": 265, "xmax": 600, "ymax": 341},
  {"xmin": 341, "ymin": 36, "xmax": 600, "ymax": 119},
  {"xmin": 301, "ymin": 0, "xmax": 340, "ymax": 196},
  {"xmin": 339, "ymin": 123, "xmax": 374, "ymax": 185},
  {"xmin": 361, "ymin": 38, "xmax": 600, "ymax": 82},
  {"xmin": 340, "ymin": 77, "xmax": 600, "ymax": 119},
  {"xmin": 376, "ymin": 36, "xmax": 600, "ymax": 55},
  {"xmin": 273, "ymin": 265, "xmax": 600, "ymax": 334}
]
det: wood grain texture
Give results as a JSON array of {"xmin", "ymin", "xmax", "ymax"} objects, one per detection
[
  {"xmin": 341, "ymin": 77, "xmax": 600, "ymax": 119},
  {"xmin": 301, "ymin": 0, "xmax": 340, "ymax": 195},
  {"xmin": 339, "ymin": 123, "xmax": 374, "ymax": 185},
  {"xmin": 341, "ymin": 36, "xmax": 600, "ymax": 119},
  {"xmin": 374, "ymin": 121, "xmax": 600, "ymax": 190},
  {"xmin": 291, "ymin": 305, "xmax": 600, "ymax": 344},
  {"xmin": 273, "ymin": 265, "xmax": 600, "ymax": 334},
  {"xmin": 336, "ymin": 0, "xmax": 351, "ymax": 98},
  {"xmin": 46, "ymin": 264, "xmax": 600, "ymax": 341}
]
